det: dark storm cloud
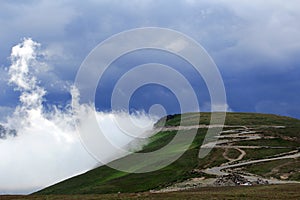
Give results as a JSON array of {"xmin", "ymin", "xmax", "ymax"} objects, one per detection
[{"xmin": 0, "ymin": 0, "xmax": 300, "ymax": 118}]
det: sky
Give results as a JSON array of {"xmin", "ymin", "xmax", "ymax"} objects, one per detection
[
  {"xmin": 0, "ymin": 0, "xmax": 300, "ymax": 194},
  {"xmin": 0, "ymin": 0, "xmax": 300, "ymax": 118}
]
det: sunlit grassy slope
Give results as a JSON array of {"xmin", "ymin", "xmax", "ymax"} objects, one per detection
[{"xmin": 36, "ymin": 112, "xmax": 300, "ymax": 195}]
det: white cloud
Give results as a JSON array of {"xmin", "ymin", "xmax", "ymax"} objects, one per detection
[
  {"xmin": 0, "ymin": 1, "xmax": 77, "ymax": 37},
  {"xmin": 166, "ymin": 39, "xmax": 188, "ymax": 53},
  {"xmin": 2, "ymin": 0, "xmax": 300, "ymax": 76},
  {"xmin": 0, "ymin": 106, "xmax": 14, "ymax": 122},
  {"xmin": 201, "ymin": 102, "xmax": 233, "ymax": 112},
  {"xmin": 0, "ymin": 38, "xmax": 157, "ymax": 194},
  {"xmin": 206, "ymin": 0, "xmax": 300, "ymax": 68}
]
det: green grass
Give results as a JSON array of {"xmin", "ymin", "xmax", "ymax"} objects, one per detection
[
  {"xmin": 233, "ymin": 138, "xmax": 300, "ymax": 147},
  {"xmin": 243, "ymin": 158, "xmax": 300, "ymax": 181},
  {"xmin": 155, "ymin": 112, "xmax": 300, "ymax": 127},
  {"xmin": 37, "ymin": 129, "xmax": 207, "ymax": 194},
  {"xmin": 197, "ymin": 148, "xmax": 228, "ymax": 169},
  {"xmin": 36, "ymin": 112, "xmax": 300, "ymax": 195},
  {"xmin": 242, "ymin": 148, "xmax": 295, "ymax": 161},
  {"xmin": 225, "ymin": 148, "xmax": 242, "ymax": 160},
  {"xmin": 3, "ymin": 184, "xmax": 300, "ymax": 199},
  {"xmin": 38, "ymin": 150, "xmax": 199, "ymax": 194},
  {"xmin": 139, "ymin": 131, "xmax": 177, "ymax": 153},
  {"xmin": 259, "ymin": 127, "xmax": 300, "ymax": 141}
]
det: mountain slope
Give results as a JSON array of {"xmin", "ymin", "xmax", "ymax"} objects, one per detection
[{"xmin": 36, "ymin": 112, "xmax": 300, "ymax": 194}]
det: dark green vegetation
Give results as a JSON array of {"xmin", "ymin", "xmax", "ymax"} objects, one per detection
[
  {"xmin": 233, "ymin": 138, "xmax": 299, "ymax": 148},
  {"xmin": 244, "ymin": 158, "xmax": 300, "ymax": 181},
  {"xmin": 3, "ymin": 184, "xmax": 300, "ymax": 200},
  {"xmin": 225, "ymin": 148, "xmax": 241, "ymax": 160},
  {"xmin": 155, "ymin": 112, "xmax": 300, "ymax": 127},
  {"xmin": 197, "ymin": 148, "xmax": 228, "ymax": 169},
  {"xmin": 36, "ymin": 112, "xmax": 300, "ymax": 195},
  {"xmin": 242, "ymin": 148, "xmax": 295, "ymax": 161}
]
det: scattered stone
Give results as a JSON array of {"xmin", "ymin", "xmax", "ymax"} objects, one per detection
[
  {"xmin": 280, "ymin": 175, "xmax": 289, "ymax": 180},
  {"xmin": 213, "ymin": 173, "xmax": 251, "ymax": 186},
  {"xmin": 213, "ymin": 173, "xmax": 269, "ymax": 186},
  {"xmin": 254, "ymin": 178, "xmax": 269, "ymax": 185}
]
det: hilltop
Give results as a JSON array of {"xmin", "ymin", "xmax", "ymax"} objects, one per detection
[{"xmin": 34, "ymin": 112, "xmax": 300, "ymax": 196}]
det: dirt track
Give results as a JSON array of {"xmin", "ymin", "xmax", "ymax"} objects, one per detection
[{"xmin": 152, "ymin": 125, "xmax": 299, "ymax": 193}]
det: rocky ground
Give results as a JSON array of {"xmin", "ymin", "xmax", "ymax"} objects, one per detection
[{"xmin": 151, "ymin": 125, "xmax": 300, "ymax": 193}]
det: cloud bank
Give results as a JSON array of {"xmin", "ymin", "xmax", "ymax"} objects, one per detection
[
  {"xmin": 0, "ymin": 0, "xmax": 299, "ymax": 118},
  {"xmin": 0, "ymin": 38, "xmax": 156, "ymax": 194}
]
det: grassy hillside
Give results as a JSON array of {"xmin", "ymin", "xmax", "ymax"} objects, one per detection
[
  {"xmin": 37, "ymin": 129, "xmax": 206, "ymax": 194},
  {"xmin": 4, "ymin": 184, "xmax": 300, "ymax": 200},
  {"xmin": 156, "ymin": 112, "xmax": 300, "ymax": 128},
  {"xmin": 36, "ymin": 112, "xmax": 300, "ymax": 195}
]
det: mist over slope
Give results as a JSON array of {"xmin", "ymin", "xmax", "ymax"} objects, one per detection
[
  {"xmin": 37, "ymin": 112, "xmax": 300, "ymax": 195},
  {"xmin": 0, "ymin": 39, "xmax": 156, "ymax": 194}
]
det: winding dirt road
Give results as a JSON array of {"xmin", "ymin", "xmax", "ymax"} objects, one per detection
[
  {"xmin": 222, "ymin": 147, "xmax": 246, "ymax": 165},
  {"xmin": 152, "ymin": 125, "xmax": 298, "ymax": 193},
  {"xmin": 204, "ymin": 151, "xmax": 300, "ymax": 176}
]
